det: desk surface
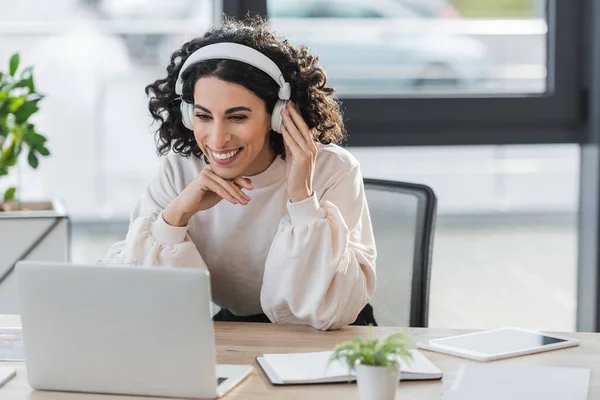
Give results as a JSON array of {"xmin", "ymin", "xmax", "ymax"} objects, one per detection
[{"xmin": 0, "ymin": 314, "xmax": 597, "ymax": 399}]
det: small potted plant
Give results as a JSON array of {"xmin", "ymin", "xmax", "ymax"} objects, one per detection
[{"xmin": 329, "ymin": 327, "xmax": 415, "ymax": 400}]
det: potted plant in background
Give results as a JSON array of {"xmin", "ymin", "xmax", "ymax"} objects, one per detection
[
  {"xmin": 0, "ymin": 53, "xmax": 51, "ymax": 210},
  {"xmin": 329, "ymin": 328, "xmax": 415, "ymax": 400},
  {"xmin": 0, "ymin": 53, "xmax": 69, "ymax": 314}
]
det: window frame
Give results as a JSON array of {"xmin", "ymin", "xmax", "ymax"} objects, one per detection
[
  {"xmin": 577, "ymin": 0, "xmax": 600, "ymax": 333},
  {"xmin": 225, "ymin": 0, "xmax": 585, "ymax": 146}
]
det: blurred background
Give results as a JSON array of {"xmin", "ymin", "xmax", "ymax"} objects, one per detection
[{"xmin": 0, "ymin": 0, "xmax": 582, "ymax": 331}]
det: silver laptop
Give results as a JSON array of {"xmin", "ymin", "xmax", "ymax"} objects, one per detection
[{"xmin": 15, "ymin": 261, "xmax": 253, "ymax": 399}]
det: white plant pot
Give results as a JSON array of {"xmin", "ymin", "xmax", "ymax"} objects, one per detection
[
  {"xmin": 355, "ymin": 363, "xmax": 400, "ymax": 400},
  {"xmin": 0, "ymin": 199, "xmax": 69, "ymax": 313}
]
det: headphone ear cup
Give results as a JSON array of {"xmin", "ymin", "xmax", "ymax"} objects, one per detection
[
  {"xmin": 271, "ymin": 100, "xmax": 287, "ymax": 134},
  {"xmin": 180, "ymin": 102, "xmax": 195, "ymax": 131}
]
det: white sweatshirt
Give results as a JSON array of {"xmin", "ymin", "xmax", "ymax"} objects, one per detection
[{"xmin": 106, "ymin": 144, "xmax": 377, "ymax": 330}]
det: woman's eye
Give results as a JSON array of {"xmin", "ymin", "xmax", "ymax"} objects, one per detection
[
  {"xmin": 230, "ymin": 115, "xmax": 247, "ymax": 122},
  {"xmin": 195, "ymin": 114, "xmax": 211, "ymax": 121}
]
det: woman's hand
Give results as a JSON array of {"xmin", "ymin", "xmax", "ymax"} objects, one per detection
[
  {"xmin": 280, "ymin": 101, "xmax": 318, "ymax": 203},
  {"xmin": 163, "ymin": 165, "xmax": 253, "ymax": 227}
]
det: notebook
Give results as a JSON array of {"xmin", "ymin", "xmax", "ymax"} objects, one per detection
[
  {"xmin": 442, "ymin": 364, "xmax": 590, "ymax": 400},
  {"xmin": 256, "ymin": 349, "xmax": 442, "ymax": 385}
]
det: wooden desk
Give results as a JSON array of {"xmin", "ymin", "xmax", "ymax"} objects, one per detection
[{"xmin": 0, "ymin": 315, "xmax": 597, "ymax": 399}]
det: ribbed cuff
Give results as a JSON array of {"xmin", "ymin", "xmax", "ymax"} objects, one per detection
[
  {"xmin": 150, "ymin": 212, "xmax": 189, "ymax": 245},
  {"xmin": 287, "ymin": 193, "xmax": 325, "ymax": 226}
]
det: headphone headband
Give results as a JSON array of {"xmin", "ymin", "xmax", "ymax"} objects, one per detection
[{"xmin": 175, "ymin": 43, "xmax": 291, "ymax": 100}]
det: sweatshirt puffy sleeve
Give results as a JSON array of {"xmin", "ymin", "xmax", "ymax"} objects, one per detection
[
  {"xmin": 105, "ymin": 157, "xmax": 207, "ymax": 269},
  {"xmin": 261, "ymin": 163, "xmax": 377, "ymax": 330}
]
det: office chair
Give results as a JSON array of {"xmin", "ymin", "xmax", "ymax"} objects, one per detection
[{"xmin": 363, "ymin": 178, "xmax": 437, "ymax": 328}]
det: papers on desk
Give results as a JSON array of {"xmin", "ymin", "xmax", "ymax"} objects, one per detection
[
  {"xmin": 443, "ymin": 364, "xmax": 591, "ymax": 400},
  {"xmin": 256, "ymin": 349, "xmax": 442, "ymax": 385}
]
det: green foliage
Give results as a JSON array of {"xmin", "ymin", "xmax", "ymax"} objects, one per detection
[
  {"xmin": 3, "ymin": 186, "xmax": 15, "ymax": 202},
  {"xmin": 329, "ymin": 326, "xmax": 415, "ymax": 373},
  {"xmin": 0, "ymin": 53, "xmax": 50, "ymax": 205},
  {"xmin": 9, "ymin": 54, "xmax": 19, "ymax": 77}
]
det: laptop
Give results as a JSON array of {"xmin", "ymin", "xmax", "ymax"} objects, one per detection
[{"xmin": 15, "ymin": 261, "xmax": 253, "ymax": 399}]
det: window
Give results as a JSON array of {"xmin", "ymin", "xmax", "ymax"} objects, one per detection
[
  {"xmin": 264, "ymin": 0, "xmax": 582, "ymax": 148},
  {"xmin": 350, "ymin": 144, "xmax": 579, "ymax": 331},
  {"xmin": 305, "ymin": 3, "xmax": 386, "ymax": 19},
  {"xmin": 269, "ymin": 0, "xmax": 547, "ymax": 96}
]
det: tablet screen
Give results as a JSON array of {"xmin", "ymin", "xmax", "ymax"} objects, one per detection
[{"xmin": 430, "ymin": 328, "xmax": 567, "ymax": 356}]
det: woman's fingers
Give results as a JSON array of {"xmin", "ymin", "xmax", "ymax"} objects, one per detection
[
  {"xmin": 232, "ymin": 176, "xmax": 253, "ymax": 190},
  {"xmin": 228, "ymin": 179, "xmax": 251, "ymax": 202},
  {"xmin": 205, "ymin": 169, "xmax": 250, "ymax": 205},
  {"xmin": 205, "ymin": 178, "xmax": 239, "ymax": 205},
  {"xmin": 286, "ymin": 101, "xmax": 310, "ymax": 137},
  {"xmin": 281, "ymin": 123, "xmax": 302, "ymax": 158},
  {"xmin": 287, "ymin": 102, "xmax": 317, "ymax": 151},
  {"xmin": 281, "ymin": 103, "xmax": 317, "ymax": 155},
  {"xmin": 206, "ymin": 165, "xmax": 253, "ymax": 191}
]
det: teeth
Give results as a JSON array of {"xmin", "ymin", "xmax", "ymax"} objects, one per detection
[{"xmin": 212, "ymin": 149, "xmax": 240, "ymax": 160}]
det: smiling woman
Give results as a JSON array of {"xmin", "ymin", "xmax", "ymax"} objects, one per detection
[
  {"xmin": 191, "ymin": 78, "xmax": 274, "ymax": 176},
  {"xmin": 104, "ymin": 16, "xmax": 377, "ymax": 331}
]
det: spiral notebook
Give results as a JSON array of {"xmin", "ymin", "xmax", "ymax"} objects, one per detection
[{"xmin": 256, "ymin": 349, "xmax": 442, "ymax": 385}]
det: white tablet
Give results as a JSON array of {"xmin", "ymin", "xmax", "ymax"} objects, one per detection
[{"xmin": 416, "ymin": 327, "xmax": 580, "ymax": 362}]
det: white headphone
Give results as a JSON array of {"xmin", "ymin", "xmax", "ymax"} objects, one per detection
[{"xmin": 175, "ymin": 42, "xmax": 291, "ymax": 133}]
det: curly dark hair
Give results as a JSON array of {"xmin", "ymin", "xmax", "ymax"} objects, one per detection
[{"xmin": 145, "ymin": 16, "xmax": 346, "ymax": 161}]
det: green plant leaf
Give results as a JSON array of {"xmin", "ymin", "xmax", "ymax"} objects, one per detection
[
  {"xmin": 7, "ymin": 96, "xmax": 25, "ymax": 113},
  {"xmin": 23, "ymin": 129, "xmax": 46, "ymax": 146},
  {"xmin": 5, "ymin": 114, "xmax": 15, "ymax": 131},
  {"xmin": 20, "ymin": 66, "xmax": 32, "ymax": 80},
  {"xmin": 1, "ymin": 139, "xmax": 15, "ymax": 164},
  {"xmin": 328, "ymin": 328, "xmax": 415, "ymax": 371},
  {"xmin": 27, "ymin": 151, "xmax": 38, "ymax": 169},
  {"xmin": 3, "ymin": 187, "xmax": 16, "ymax": 202},
  {"xmin": 14, "ymin": 99, "xmax": 39, "ymax": 124},
  {"xmin": 6, "ymin": 152, "xmax": 18, "ymax": 167},
  {"xmin": 13, "ymin": 77, "xmax": 35, "ymax": 93},
  {"xmin": 9, "ymin": 54, "xmax": 19, "ymax": 77},
  {"xmin": 36, "ymin": 144, "xmax": 50, "ymax": 156},
  {"xmin": 25, "ymin": 93, "xmax": 43, "ymax": 101},
  {"xmin": 14, "ymin": 66, "xmax": 35, "ymax": 92},
  {"xmin": 0, "ymin": 91, "xmax": 9, "ymax": 114}
]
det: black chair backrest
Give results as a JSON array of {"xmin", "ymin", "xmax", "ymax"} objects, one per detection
[{"xmin": 363, "ymin": 178, "xmax": 437, "ymax": 327}]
